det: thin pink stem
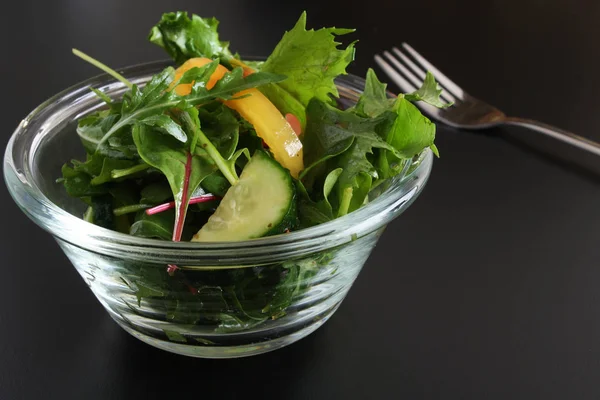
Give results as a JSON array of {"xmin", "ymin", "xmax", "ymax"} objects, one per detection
[
  {"xmin": 146, "ymin": 194, "xmax": 220, "ymax": 216},
  {"xmin": 172, "ymin": 152, "xmax": 193, "ymax": 242}
]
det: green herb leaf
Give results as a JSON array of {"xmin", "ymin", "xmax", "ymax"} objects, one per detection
[
  {"xmin": 386, "ymin": 97, "xmax": 436, "ymax": 159},
  {"xmin": 138, "ymin": 114, "xmax": 187, "ymax": 143},
  {"xmin": 319, "ymin": 167, "xmax": 343, "ymax": 217},
  {"xmin": 334, "ymin": 139, "xmax": 376, "ymax": 215},
  {"xmin": 89, "ymin": 195, "xmax": 115, "ymax": 229},
  {"xmin": 197, "ymin": 102, "xmax": 239, "ymax": 159},
  {"xmin": 354, "ymin": 68, "xmax": 394, "ymax": 117},
  {"xmin": 60, "ymin": 164, "xmax": 108, "ymax": 197},
  {"xmin": 301, "ymin": 98, "xmax": 400, "ymax": 185},
  {"xmin": 132, "ymin": 124, "xmax": 215, "ymax": 237},
  {"xmin": 76, "ymin": 112, "xmax": 122, "ymax": 156},
  {"xmin": 260, "ymin": 12, "xmax": 355, "ymax": 127},
  {"xmin": 149, "ymin": 11, "xmax": 234, "ymax": 66},
  {"xmin": 90, "ymin": 158, "xmax": 138, "ymax": 185},
  {"xmin": 405, "ymin": 71, "xmax": 453, "ymax": 108},
  {"xmin": 140, "ymin": 181, "xmax": 173, "ymax": 204},
  {"xmin": 130, "ymin": 210, "xmax": 175, "ymax": 240},
  {"xmin": 95, "ymin": 66, "xmax": 284, "ymax": 154},
  {"xmin": 199, "ymin": 172, "xmax": 230, "ymax": 197}
]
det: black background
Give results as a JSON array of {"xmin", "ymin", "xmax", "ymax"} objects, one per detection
[{"xmin": 2, "ymin": 0, "xmax": 600, "ymax": 399}]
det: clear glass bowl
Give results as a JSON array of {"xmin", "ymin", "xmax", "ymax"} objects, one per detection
[{"xmin": 4, "ymin": 60, "xmax": 433, "ymax": 358}]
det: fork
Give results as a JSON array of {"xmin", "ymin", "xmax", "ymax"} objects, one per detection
[{"xmin": 375, "ymin": 43, "xmax": 600, "ymax": 157}]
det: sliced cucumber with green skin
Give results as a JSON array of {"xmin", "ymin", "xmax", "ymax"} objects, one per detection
[{"xmin": 192, "ymin": 150, "xmax": 296, "ymax": 242}]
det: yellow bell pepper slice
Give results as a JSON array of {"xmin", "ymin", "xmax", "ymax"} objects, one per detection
[{"xmin": 171, "ymin": 58, "xmax": 304, "ymax": 178}]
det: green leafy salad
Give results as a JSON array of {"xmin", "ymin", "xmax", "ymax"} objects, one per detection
[{"xmin": 58, "ymin": 11, "xmax": 448, "ymax": 334}]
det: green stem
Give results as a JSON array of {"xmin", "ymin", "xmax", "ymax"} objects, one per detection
[
  {"xmin": 83, "ymin": 206, "xmax": 94, "ymax": 223},
  {"xmin": 111, "ymin": 163, "xmax": 151, "ymax": 179},
  {"xmin": 72, "ymin": 48, "xmax": 133, "ymax": 88},
  {"xmin": 180, "ymin": 112, "xmax": 239, "ymax": 186},
  {"xmin": 113, "ymin": 204, "xmax": 153, "ymax": 216},
  {"xmin": 337, "ymin": 187, "xmax": 353, "ymax": 217}
]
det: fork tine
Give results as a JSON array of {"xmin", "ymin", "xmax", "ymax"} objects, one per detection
[
  {"xmin": 392, "ymin": 47, "xmax": 427, "ymax": 80},
  {"xmin": 373, "ymin": 55, "xmax": 443, "ymax": 121},
  {"xmin": 374, "ymin": 54, "xmax": 419, "ymax": 94},
  {"xmin": 383, "ymin": 51, "xmax": 426, "ymax": 95},
  {"xmin": 388, "ymin": 49, "xmax": 456, "ymax": 104},
  {"xmin": 401, "ymin": 43, "xmax": 466, "ymax": 100}
]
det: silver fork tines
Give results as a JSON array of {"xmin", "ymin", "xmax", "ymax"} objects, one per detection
[{"xmin": 374, "ymin": 43, "xmax": 600, "ymax": 156}]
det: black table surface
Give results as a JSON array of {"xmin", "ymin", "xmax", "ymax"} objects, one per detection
[{"xmin": 2, "ymin": 0, "xmax": 600, "ymax": 398}]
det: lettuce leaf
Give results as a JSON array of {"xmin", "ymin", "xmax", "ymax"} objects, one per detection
[
  {"xmin": 354, "ymin": 68, "xmax": 394, "ymax": 117},
  {"xmin": 353, "ymin": 69, "xmax": 437, "ymax": 164},
  {"xmin": 299, "ymin": 68, "xmax": 439, "ymax": 221},
  {"xmin": 260, "ymin": 12, "xmax": 355, "ymax": 128},
  {"xmin": 405, "ymin": 71, "xmax": 453, "ymax": 108}
]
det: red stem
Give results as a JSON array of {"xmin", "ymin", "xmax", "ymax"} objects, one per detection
[
  {"xmin": 166, "ymin": 153, "xmax": 193, "ymax": 276},
  {"xmin": 146, "ymin": 194, "xmax": 219, "ymax": 216},
  {"xmin": 172, "ymin": 152, "xmax": 193, "ymax": 242},
  {"xmin": 161, "ymin": 153, "xmax": 218, "ymax": 278}
]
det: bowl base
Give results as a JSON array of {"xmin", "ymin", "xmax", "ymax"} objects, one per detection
[{"xmin": 114, "ymin": 303, "xmax": 340, "ymax": 358}]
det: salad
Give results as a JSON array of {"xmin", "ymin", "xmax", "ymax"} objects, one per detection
[{"xmin": 58, "ymin": 11, "xmax": 448, "ymax": 333}]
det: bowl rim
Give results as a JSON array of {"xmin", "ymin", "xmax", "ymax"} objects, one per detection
[{"xmin": 4, "ymin": 59, "xmax": 433, "ymax": 263}]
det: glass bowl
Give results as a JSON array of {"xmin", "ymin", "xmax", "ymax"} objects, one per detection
[{"xmin": 4, "ymin": 60, "xmax": 433, "ymax": 358}]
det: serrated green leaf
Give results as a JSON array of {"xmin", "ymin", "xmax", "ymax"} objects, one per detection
[
  {"xmin": 148, "ymin": 11, "xmax": 234, "ymax": 66},
  {"xmin": 405, "ymin": 71, "xmax": 453, "ymax": 108},
  {"xmin": 354, "ymin": 68, "xmax": 394, "ymax": 117},
  {"xmin": 259, "ymin": 12, "xmax": 355, "ymax": 128}
]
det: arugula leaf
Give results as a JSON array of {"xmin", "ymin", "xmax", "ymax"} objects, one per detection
[
  {"xmin": 140, "ymin": 181, "xmax": 173, "ymax": 204},
  {"xmin": 260, "ymin": 12, "xmax": 355, "ymax": 127},
  {"xmin": 148, "ymin": 11, "xmax": 234, "ymax": 66},
  {"xmin": 132, "ymin": 124, "xmax": 215, "ymax": 240},
  {"xmin": 354, "ymin": 68, "xmax": 394, "ymax": 117},
  {"xmin": 405, "ymin": 71, "xmax": 453, "ymax": 108},
  {"xmin": 130, "ymin": 210, "xmax": 175, "ymax": 240},
  {"xmin": 89, "ymin": 195, "xmax": 115, "ymax": 229},
  {"xmin": 109, "ymin": 184, "xmax": 140, "ymax": 207},
  {"xmin": 95, "ymin": 66, "xmax": 284, "ymax": 153},
  {"xmin": 386, "ymin": 97, "xmax": 436, "ymax": 159},
  {"xmin": 296, "ymin": 167, "xmax": 343, "ymax": 227},
  {"xmin": 90, "ymin": 158, "xmax": 138, "ymax": 185},
  {"xmin": 60, "ymin": 164, "xmax": 108, "ymax": 197},
  {"xmin": 69, "ymin": 153, "xmax": 105, "ymax": 176},
  {"xmin": 109, "ymin": 163, "xmax": 152, "ymax": 180},
  {"xmin": 301, "ymin": 98, "xmax": 400, "ymax": 185},
  {"xmin": 301, "ymin": 91, "xmax": 436, "ymax": 215},
  {"xmin": 199, "ymin": 172, "xmax": 230, "ymax": 197},
  {"xmin": 105, "ymin": 129, "xmax": 139, "ymax": 159},
  {"xmin": 138, "ymin": 114, "xmax": 187, "ymax": 142},
  {"xmin": 351, "ymin": 69, "xmax": 438, "ymax": 174},
  {"xmin": 318, "ymin": 168, "xmax": 343, "ymax": 217},
  {"xmin": 76, "ymin": 112, "xmax": 122, "ymax": 156},
  {"xmin": 197, "ymin": 102, "xmax": 239, "ymax": 159},
  {"xmin": 262, "ymin": 259, "xmax": 319, "ymax": 318},
  {"xmin": 334, "ymin": 139, "xmax": 376, "ymax": 215},
  {"xmin": 297, "ymin": 200, "xmax": 332, "ymax": 228}
]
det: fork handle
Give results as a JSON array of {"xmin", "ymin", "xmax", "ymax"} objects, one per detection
[{"xmin": 504, "ymin": 117, "xmax": 600, "ymax": 157}]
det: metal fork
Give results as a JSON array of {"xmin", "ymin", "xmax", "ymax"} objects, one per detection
[{"xmin": 375, "ymin": 44, "xmax": 600, "ymax": 157}]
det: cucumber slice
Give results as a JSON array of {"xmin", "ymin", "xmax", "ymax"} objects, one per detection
[{"xmin": 192, "ymin": 150, "xmax": 296, "ymax": 242}]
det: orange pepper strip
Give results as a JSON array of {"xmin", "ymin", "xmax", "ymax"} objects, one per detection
[{"xmin": 171, "ymin": 58, "xmax": 304, "ymax": 178}]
